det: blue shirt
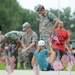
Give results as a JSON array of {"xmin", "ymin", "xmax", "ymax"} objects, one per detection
[{"xmin": 34, "ymin": 49, "xmax": 48, "ymax": 70}]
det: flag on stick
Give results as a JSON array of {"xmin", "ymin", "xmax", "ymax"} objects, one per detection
[
  {"xmin": 0, "ymin": 56, "xmax": 7, "ymax": 63},
  {"xmin": 9, "ymin": 56, "xmax": 16, "ymax": 63},
  {"xmin": 33, "ymin": 64, "xmax": 40, "ymax": 75},
  {"xmin": 48, "ymin": 31, "xmax": 59, "ymax": 44},
  {"xmin": 53, "ymin": 61, "xmax": 64, "ymax": 71},
  {"xmin": 66, "ymin": 55, "xmax": 73, "ymax": 71},
  {"xmin": 6, "ymin": 59, "xmax": 13, "ymax": 74},
  {"xmin": 61, "ymin": 55, "xmax": 68, "ymax": 63}
]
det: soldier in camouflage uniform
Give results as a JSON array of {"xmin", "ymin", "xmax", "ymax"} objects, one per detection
[
  {"xmin": 0, "ymin": 35, "xmax": 4, "ymax": 56},
  {"xmin": 0, "ymin": 25, "xmax": 3, "ymax": 56},
  {"xmin": 21, "ymin": 22, "xmax": 38, "ymax": 69},
  {"xmin": 34, "ymin": 4, "xmax": 60, "ymax": 49},
  {"xmin": 4, "ymin": 30, "xmax": 22, "ymax": 69}
]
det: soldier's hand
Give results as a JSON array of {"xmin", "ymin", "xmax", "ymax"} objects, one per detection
[
  {"xmin": 22, "ymin": 48, "xmax": 27, "ymax": 53},
  {"xmin": 12, "ymin": 50, "xmax": 15, "ymax": 54}
]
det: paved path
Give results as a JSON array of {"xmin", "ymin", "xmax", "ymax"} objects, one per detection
[{"xmin": 0, "ymin": 70, "xmax": 75, "ymax": 75}]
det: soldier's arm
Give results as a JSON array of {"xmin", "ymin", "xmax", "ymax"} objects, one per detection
[
  {"xmin": 22, "ymin": 42, "xmax": 36, "ymax": 52},
  {"xmin": 0, "ymin": 48, "xmax": 2, "ymax": 56},
  {"xmin": 52, "ymin": 20, "xmax": 60, "ymax": 30},
  {"xmin": 48, "ymin": 12, "xmax": 60, "ymax": 30},
  {"xmin": 26, "ymin": 42, "xmax": 36, "ymax": 50},
  {"xmin": 21, "ymin": 42, "xmax": 26, "ymax": 49},
  {"xmin": 12, "ymin": 42, "xmax": 21, "ymax": 53},
  {"xmin": 26, "ymin": 32, "xmax": 37, "ymax": 50},
  {"xmin": 39, "ymin": 22, "xmax": 42, "ymax": 34}
]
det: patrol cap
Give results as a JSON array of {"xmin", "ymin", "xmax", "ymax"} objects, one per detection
[
  {"xmin": 34, "ymin": 4, "xmax": 44, "ymax": 12},
  {"xmin": 22, "ymin": 22, "xmax": 31, "ymax": 31},
  {"xmin": 38, "ymin": 40, "xmax": 45, "ymax": 46}
]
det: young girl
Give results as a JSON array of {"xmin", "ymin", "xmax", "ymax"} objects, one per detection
[{"xmin": 31, "ymin": 40, "xmax": 56, "ymax": 71}]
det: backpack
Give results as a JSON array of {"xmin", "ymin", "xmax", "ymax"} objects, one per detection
[{"xmin": 46, "ymin": 11, "xmax": 53, "ymax": 22}]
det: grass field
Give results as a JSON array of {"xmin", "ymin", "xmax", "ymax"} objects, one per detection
[{"xmin": 0, "ymin": 60, "xmax": 75, "ymax": 71}]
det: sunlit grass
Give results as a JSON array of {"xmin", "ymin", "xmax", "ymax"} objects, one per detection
[{"xmin": 0, "ymin": 60, "xmax": 75, "ymax": 71}]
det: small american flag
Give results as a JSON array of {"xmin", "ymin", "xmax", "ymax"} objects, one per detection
[
  {"xmin": 61, "ymin": 55, "xmax": 68, "ymax": 63},
  {"xmin": 66, "ymin": 55, "xmax": 73, "ymax": 71},
  {"xmin": 71, "ymin": 56, "xmax": 75, "ymax": 64},
  {"xmin": 48, "ymin": 31, "xmax": 59, "ymax": 44},
  {"xmin": 53, "ymin": 61, "xmax": 64, "ymax": 71},
  {"xmin": 6, "ymin": 59, "xmax": 13, "ymax": 74},
  {"xmin": 6, "ymin": 65, "xmax": 13, "ymax": 74},
  {"xmin": 9, "ymin": 56, "xmax": 16, "ymax": 63},
  {"xmin": 10, "ymin": 63, "xmax": 16, "ymax": 69},
  {"xmin": 0, "ymin": 56, "xmax": 7, "ymax": 63},
  {"xmin": 33, "ymin": 64, "xmax": 40, "ymax": 75}
]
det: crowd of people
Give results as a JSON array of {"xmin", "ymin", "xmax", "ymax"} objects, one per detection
[{"xmin": 0, "ymin": 4, "xmax": 74, "ymax": 72}]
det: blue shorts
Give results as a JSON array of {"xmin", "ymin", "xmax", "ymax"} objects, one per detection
[
  {"xmin": 42, "ymin": 63, "xmax": 53, "ymax": 71},
  {"xmin": 47, "ymin": 63, "xmax": 52, "ymax": 71}
]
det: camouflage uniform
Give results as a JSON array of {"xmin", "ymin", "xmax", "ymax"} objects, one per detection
[
  {"xmin": 4, "ymin": 30, "xmax": 22, "ymax": 68},
  {"xmin": 0, "ymin": 35, "xmax": 4, "ymax": 48},
  {"xmin": 22, "ymin": 31, "xmax": 37, "ymax": 69},
  {"xmin": 0, "ymin": 35, "xmax": 4, "ymax": 56},
  {"xmin": 40, "ymin": 11, "xmax": 58, "ymax": 49},
  {"xmin": 18, "ymin": 31, "xmax": 25, "ymax": 69},
  {"xmin": 22, "ymin": 22, "xmax": 37, "ymax": 69},
  {"xmin": 35, "ymin": 4, "xmax": 58, "ymax": 49}
]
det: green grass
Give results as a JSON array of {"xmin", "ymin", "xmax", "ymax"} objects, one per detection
[
  {"xmin": 0, "ymin": 61, "xmax": 6, "ymax": 70},
  {"xmin": 63, "ymin": 63, "xmax": 75, "ymax": 71},
  {"xmin": 0, "ymin": 60, "xmax": 75, "ymax": 71}
]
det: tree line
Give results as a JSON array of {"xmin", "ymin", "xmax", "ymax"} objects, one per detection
[{"xmin": 0, "ymin": 0, "xmax": 75, "ymax": 39}]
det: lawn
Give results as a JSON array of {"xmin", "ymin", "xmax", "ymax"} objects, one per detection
[{"xmin": 0, "ymin": 60, "xmax": 75, "ymax": 71}]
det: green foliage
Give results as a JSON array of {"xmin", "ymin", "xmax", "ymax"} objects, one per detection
[
  {"xmin": 0, "ymin": 0, "xmax": 75, "ymax": 39},
  {"xmin": 49, "ymin": 7, "xmax": 75, "ymax": 40}
]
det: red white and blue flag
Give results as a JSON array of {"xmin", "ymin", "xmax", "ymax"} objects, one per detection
[
  {"xmin": 48, "ymin": 31, "xmax": 59, "ymax": 44},
  {"xmin": 6, "ymin": 56, "xmax": 16, "ymax": 74},
  {"xmin": 53, "ymin": 61, "xmax": 64, "ymax": 71},
  {"xmin": 66, "ymin": 54, "xmax": 73, "ymax": 71},
  {"xmin": 61, "ymin": 55, "xmax": 68, "ymax": 63},
  {"xmin": 33, "ymin": 64, "xmax": 40, "ymax": 75}
]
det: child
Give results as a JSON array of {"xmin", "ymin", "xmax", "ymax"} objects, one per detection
[{"xmin": 31, "ymin": 40, "xmax": 56, "ymax": 71}]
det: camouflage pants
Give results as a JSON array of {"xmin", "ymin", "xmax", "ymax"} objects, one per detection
[
  {"xmin": 12, "ymin": 45, "xmax": 18, "ymax": 68},
  {"xmin": 18, "ymin": 48, "xmax": 25, "ymax": 62},
  {"xmin": 24, "ymin": 49, "xmax": 36, "ymax": 69}
]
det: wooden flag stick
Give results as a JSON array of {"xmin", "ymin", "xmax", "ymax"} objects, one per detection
[
  {"xmin": 58, "ymin": 70, "xmax": 60, "ymax": 75},
  {"xmin": 70, "ymin": 71, "xmax": 71, "ymax": 75}
]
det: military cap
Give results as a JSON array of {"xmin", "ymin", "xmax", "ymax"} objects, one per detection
[{"xmin": 22, "ymin": 22, "xmax": 31, "ymax": 31}]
